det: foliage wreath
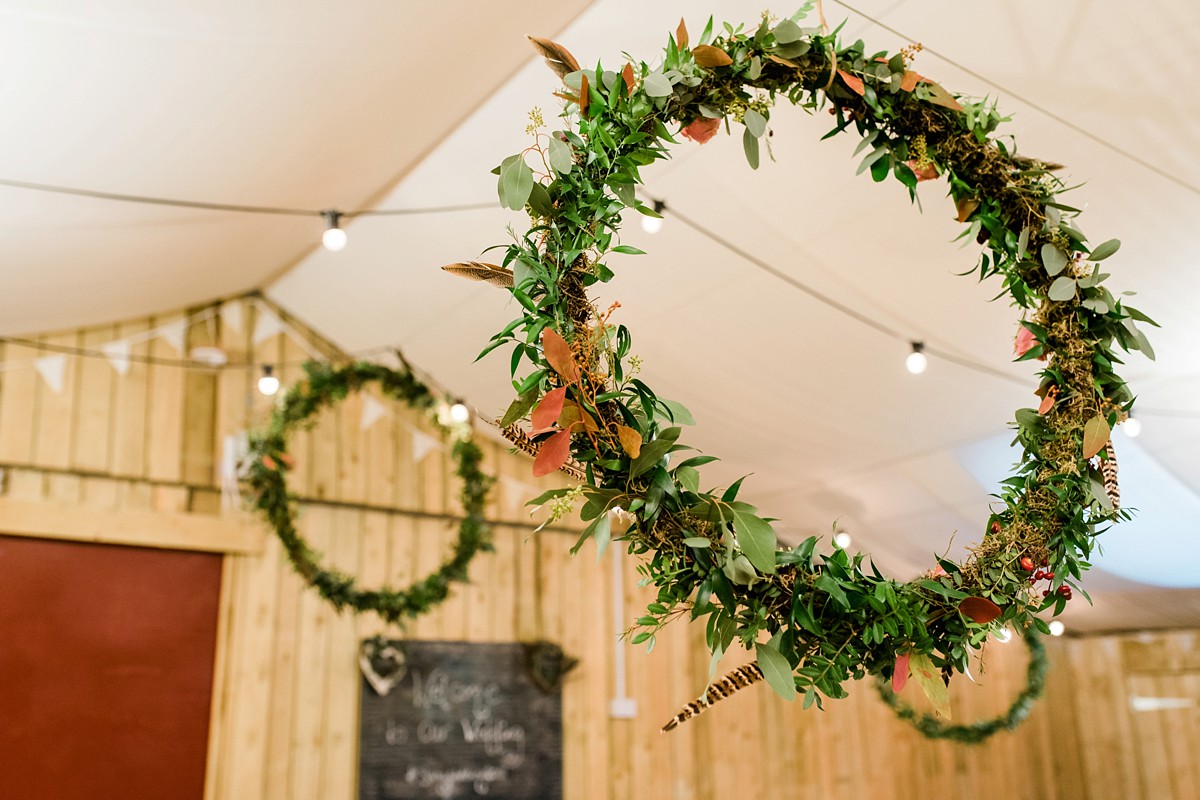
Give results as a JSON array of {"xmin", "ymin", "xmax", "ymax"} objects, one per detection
[
  {"xmin": 874, "ymin": 631, "xmax": 1048, "ymax": 744},
  {"xmin": 466, "ymin": 7, "xmax": 1156, "ymax": 717},
  {"xmin": 247, "ymin": 361, "xmax": 494, "ymax": 625}
]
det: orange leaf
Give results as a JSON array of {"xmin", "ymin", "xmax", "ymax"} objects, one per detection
[
  {"xmin": 578, "ymin": 73, "xmax": 590, "ymax": 118},
  {"xmin": 541, "ymin": 328, "xmax": 579, "ymax": 383},
  {"xmin": 838, "ymin": 69, "xmax": 865, "ymax": 96},
  {"xmin": 692, "ymin": 44, "xmax": 733, "ymax": 68},
  {"xmin": 559, "ymin": 401, "xmax": 599, "ymax": 433},
  {"xmin": 533, "ymin": 429, "xmax": 572, "ymax": 478},
  {"xmin": 261, "ymin": 455, "xmax": 278, "ymax": 470},
  {"xmin": 1038, "ymin": 393, "xmax": 1056, "ymax": 415},
  {"xmin": 956, "ymin": 197, "xmax": 980, "ymax": 223},
  {"xmin": 621, "ymin": 63, "xmax": 635, "ymax": 95},
  {"xmin": 959, "ymin": 596, "xmax": 1003, "ymax": 625},
  {"xmin": 922, "ymin": 79, "xmax": 963, "ymax": 112},
  {"xmin": 676, "ymin": 17, "xmax": 689, "ymax": 50},
  {"xmin": 553, "ymin": 91, "xmax": 580, "ymax": 106},
  {"xmin": 900, "ymin": 70, "xmax": 924, "ymax": 92},
  {"xmin": 893, "ymin": 652, "xmax": 910, "ymax": 693},
  {"xmin": 1082, "ymin": 414, "xmax": 1111, "ymax": 460},
  {"xmin": 532, "ymin": 387, "xmax": 567, "ymax": 432},
  {"xmin": 527, "ymin": 35, "xmax": 581, "ymax": 81},
  {"xmin": 617, "ymin": 425, "xmax": 642, "ymax": 459}
]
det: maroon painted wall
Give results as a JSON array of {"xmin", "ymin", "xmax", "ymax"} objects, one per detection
[{"xmin": 0, "ymin": 534, "xmax": 222, "ymax": 800}]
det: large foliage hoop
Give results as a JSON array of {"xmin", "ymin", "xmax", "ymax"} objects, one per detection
[
  {"xmin": 247, "ymin": 361, "xmax": 494, "ymax": 625},
  {"xmin": 456, "ymin": 8, "xmax": 1154, "ymax": 721}
]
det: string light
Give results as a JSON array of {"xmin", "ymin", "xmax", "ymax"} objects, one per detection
[
  {"xmin": 322, "ymin": 210, "xmax": 347, "ymax": 251},
  {"xmin": 1048, "ymin": 620, "xmax": 1065, "ymax": 637},
  {"xmin": 449, "ymin": 401, "xmax": 471, "ymax": 423},
  {"xmin": 258, "ymin": 364, "xmax": 281, "ymax": 396},
  {"xmin": 641, "ymin": 200, "xmax": 666, "ymax": 234},
  {"xmin": 833, "ymin": 531, "xmax": 852, "ymax": 549},
  {"xmin": 905, "ymin": 341, "xmax": 927, "ymax": 374},
  {"xmin": 1123, "ymin": 416, "xmax": 1142, "ymax": 438}
]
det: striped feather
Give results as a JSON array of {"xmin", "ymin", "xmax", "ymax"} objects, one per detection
[
  {"xmin": 1102, "ymin": 440, "xmax": 1120, "ymax": 511},
  {"xmin": 441, "ymin": 261, "xmax": 514, "ymax": 289},
  {"xmin": 498, "ymin": 423, "xmax": 586, "ymax": 482},
  {"xmin": 661, "ymin": 662, "xmax": 764, "ymax": 732}
]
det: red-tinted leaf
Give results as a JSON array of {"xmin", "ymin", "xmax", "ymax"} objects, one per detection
[
  {"xmin": 541, "ymin": 328, "xmax": 579, "ymax": 382},
  {"xmin": 621, "ymin": 63, "xmax": 635, "ymax": 94},
  {"xmin": 692, "ymin": 44, "xmax": 733, "ymax": 68},
  {"xmin": 959, "ymin": 596, "xmax": 1003, "ymax": 624},
  {"xmin": 532, "ymin": 387, "xmax": 567, "ymax": 432},
  {"xmin": 900, "ymin": 70, "xmax": 924, "ymax": 92},
  {"xmin": 617, "ymin": 424, "xmax": 642, "ymax": 459},
  {"xmin": 578, "ymin": 73, "xmax": 590, "ymax": 118},
  {"xmin": 676, "ymin": 17, "xmax": 689, "ymax": 50},
  {"xmin": 261, "ymin": 455, "xmax": 278, "ymax": 470},
  {"xmin": 1082, "ymin": 414, "xmax": 1111, "ymax": 459},
  {"xmin": 923, "ymin": 79, "xmax": 963, "ymax": 112},
  {"xmin": 1038, "ymin": 393, "xmax": 1056, "ymax": 415},
  {"xmin": 838, "ymin": 70, "xmax": 865, "ymax": 96},
  {"xmin": 532, "ymin": 429, "xmax": 572, "ymax": 478},
  {"xmin": 956, "ymin": 197, "xmax": 980, "ymax": 223},
  {"xmin": 893, "ymin": 652, "xmax": 910, "ymax": 694}
]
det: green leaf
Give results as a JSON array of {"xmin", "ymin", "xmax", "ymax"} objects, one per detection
[
  {"xmin": 732, "ymin": 510, "xmax": 777, "ymax": 574},
  {"xmin": 1125, "ymin": 306, "xmax": 1160, "ymax": 327},
  {"xmin": 744, "ymin": 109, "xmax": 767, "ymax": 138},
  {"xmin": 548, "ymin": 136, "xmax": 574, "ymax": 174},
  {"xmin": 909, "ymin": 652, "xmax": 950, "ymax": 718},
  {"xmin": 676, "ymin": 465, "xmax": 700, "ymax": 493},
  {"xmin": 1048, "ymin": 276, "xmax": 1077, "ymax": 302},
  {"xmin": 1090, "ymin": 238, "xmax": 1121, "ymax": 261},
  {"xmin": 630, "ymin": 426, "xmax": 682, "ymax": 477},
  {"xmin": 499, "ymin": 388, "xmax": 538, "ymax": 427},
  {"xmin": 1041, "ymin": 244, "xmax": 1069, "ymax": 276},
  {"xmin": 642, "ymin": 71, "xmax": 674, "ymax": 97},
  {"xmin": 527, "ymin": 182, "xmax": 554, "ymax": 217},
  {"xmin": 755, "ymin": 641, "xmax": 796, "ymax": 701},
  {"xmin": 772, "ymin": 19, "xmax": 803, "ymax": 43},
  {"xmin": 659, "ymin": 399, "xmax": 696, "ymax": 425},
  {"xmin": 682, "ymin": 537, "xmax": 711, "ymax": 548},
  {"xmin": 856, "ymin": 145, "xmax": 887, "ymax": 175},
  {"xmin": 1082, "ymin": 414, "xmax": 1110, "ymax": 459},
  {"xmin": 612, "ymin": 245, "xmax": 646, "ymax": 255},
  {"xmin": 815, "ymin": 573, "xmax": 850, "ymax": 610},
  {"xmin": 1017, "ymin": 227, "xmax": 1030, "ymax": 260},
  {"xmin": 497, "ymin": 154, "xmax": 534, "ymax": 211},
  {"xmin": 743, "ymin": 128, "xmax": 760, "ymax": 170}
]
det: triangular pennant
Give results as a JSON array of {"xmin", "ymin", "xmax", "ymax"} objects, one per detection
[
  {"xmin": 221, "ymin": 300, "xmax": 244, "ymax": 335},
  {"xmin": 157, "ymin": 319, "xmax": 186, "ymax": 352},
  {"xmin": 253, "ymin": 307, "xmax": 284, "ymax": 345},
  {"xmin": 100, "ymin": 339, "xmax": 132, "ymax": 375},
  {"xmin": 411, "ymin": 429, "xmax": 440, "ymax": 463},
  {"xmin": 34, "ymin": 354, "xmax": 67, "ymax": 395},
  {"xmin": 360, "ymin": 394, "xmax": 388, "ymax": 432},
  {"xmin": 220, "ymin": 432, "xmax": 249, "ymax": 511},
  {"xmin": 500, "ymin": 476, "xmax": 539, "ymax": 517}
]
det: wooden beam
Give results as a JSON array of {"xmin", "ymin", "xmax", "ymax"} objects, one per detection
[{"xmin": 0, "ymin": 496, "xmax": 265, "ymax": 555}]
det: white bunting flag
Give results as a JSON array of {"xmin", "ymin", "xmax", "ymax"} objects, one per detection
[
  {"xmin": 500, "ymin": 476, "xmax": 539, "ymax": 517},
  {"xmin": 253, "ymin": 307, "xmax": 284, "ymax": 345},
  {"xmin": 360, "ymin": 394, "xmax": 388, "ymax": 432},
  {"xmin": 220, "ymin": 432, "xmax": 249, "ymax": 511},
  {"xmin": 157, "ymin": 319, "xmax": 187, "ymax": 352},
  {"xmin": 34, "ymin": 354, "xmax": 67, "ymax": 395},
  {"xmin": 411, "ymin": 429, "xmax": 440, "ymax": 463},
  {"xmin": 221, "ymin": 300, "xmax": 244, "ymax": 335},
  {"xmin": 100, "ymin": 339, "xmax": 132, "ymax": 375}
]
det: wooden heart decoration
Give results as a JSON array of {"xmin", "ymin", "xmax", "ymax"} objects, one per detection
[{"xmin": 359, "ymin": 638, "xmax": 407, "ymax": 697}]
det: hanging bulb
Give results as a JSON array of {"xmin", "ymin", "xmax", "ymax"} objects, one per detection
[
  {"xmin": 833, "ymin": 531, "xmax": 852, "ymax": 549},
  {"xmin": 641, "ymin": 200, "xmax": 666, "ymax": 234},
  {"xmin": 1048, "ymin": 620, "xmax": 1065, "ymax": 637},
  {"xmin": 449, "ymin": 401, "xmax": 470, "ymax": 423},
  {"xmin": 258, "ymin": 364, "xmax": 281, "ymax": 396},
  {"xmin": 1123, "ymin": 416, "xmax": 1142, "ymax": 438},
  {"xmin": 905, "ymin": 341, "xmax": 928, "ymax": 374},
  {"xmin": 322, "ymin": 210, "xmax": 347, "ymax": 251}
]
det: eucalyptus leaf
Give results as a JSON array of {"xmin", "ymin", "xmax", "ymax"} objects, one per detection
[
  {"xmin": 497, "ymin": 154, "xmax": 534, "ymax": 211},
  {"xmin": 743, "ymin": 128, "xmax": 760, "ymax": 170},
  {"xmin": 744, "ymin": 109, "xmax": 767, "ymax": 138},
  {"xmin": 548, "ymin": 136, "xmax": 574, "ymax": 174},
  {"xmin": 1090, "ymin": 238, "xmax": 1121, "ymax": 261},
  {"xmin": 1048, "ymin": 276, "xmax": 1077, "ymax": 302},
  {"xmin": 772, "ymin": 19, "xmax": 804, "ymax": 43},
  {"xmin": 682, "ymin": 536, "xmax": 711, "ymax": 548},
  {"xmin": 756, "ymin": 641, "xmax": 797, "ymax": 701},
  {"xmin": 642, "ymin": 71, "xmax": 674, "ymax": 97},
  {"xmin": 1040, "ymin": 244, "xmax": 1069, "ymax": 276}
]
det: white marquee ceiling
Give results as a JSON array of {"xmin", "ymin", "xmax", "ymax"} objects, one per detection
[{"xmin": 3, "ymin": 0, "xmax": 1199, "ymax": 632}]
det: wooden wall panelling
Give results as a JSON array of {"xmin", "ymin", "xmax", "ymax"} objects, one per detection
[
  {"xmin": 110, "ymin": 319, "xmax": 151, "ymax": 478},
  {"xmin": 182, "ymin": 309, "xmax": 219, "ymax": 486},
  {"xmin": 72, "ymin": 326, "xmax": 115, "ymax": 473},
  {"xmin": 321, "ymin": 507, "xmax": 364, "ymax": 800},
  {"xmin": 0, "ymin": 340, "xmax": 38, "ymax": 463},
  {"xmin": 146, "ymin": 317, "xmax": 186, "ymax": 482},
  {"xmin": 1068, "ymin": 636, "xmax": 1145, "ymax": 800},
  {"xmin": 33, "ymin": 333, "xmax": 76, "ymax": 469}
]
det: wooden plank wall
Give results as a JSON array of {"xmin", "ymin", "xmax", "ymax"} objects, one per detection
[{"xmin": 1, "ymin": 300, "xmax": 1197, "ymax": 800}]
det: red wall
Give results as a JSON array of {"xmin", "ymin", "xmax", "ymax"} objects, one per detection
[{"xmin": 0, "ymin": 534, "xmax": 222, "ymax": 800}]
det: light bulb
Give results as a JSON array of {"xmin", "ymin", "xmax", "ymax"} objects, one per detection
[
  {"xmin": 905, "ymin": 342, "xmax": 927, "ymax": 374},
  {"xmin": 1123, "ymin": 416, "xmax": 1142, "ymax": 438},
  {"xmin": 1048, "ymin": 620, "xmax": 1065, "ymax": 637},
  {"xmin": 641, "ymin": 200, "xmax": 666, "ymax": 234},
  {"xmin": 258, "ymin": 365, "xmax": 280, "ymax": 396},
  {"xmin": 449, "ymin": 402, "xmax": 470, "ymax": 423},
  {"xmin": 833, "ymin": 532, "xmax": 852, "ymax": 549},
  {"xmin": 322, "ymin": 210, "xmax": 347, "ymax": 251},
  {"xmin": 994, "ymin": 627, "xmax": 1013, "ymax": 643}
]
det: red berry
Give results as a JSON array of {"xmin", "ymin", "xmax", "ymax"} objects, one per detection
[
  {"xmin": 1045, "ymin": 571, "xmax": 1055, "ymax": 580},
  {"xmin": 1019, "ymin": 557, "xmax": 1035, "ymax": 572},
  {"xmin": 991, "ymin": 521, "xmax": 1002, "ymax": 534},
  {"xmin": 1041, "ymin": 559, "xmax": 1049, "ymax": 567},
  {"xmin": 1042, "ymin": 589, "xmax": 1050, "ymax": 597},
  {"xmin": 1057, "ymin": 585, "xmax": 1070, "ymax": 595},
  {"xmin": 1034, "ymin": 570, "xmax": 1045, "ymax": 580}
]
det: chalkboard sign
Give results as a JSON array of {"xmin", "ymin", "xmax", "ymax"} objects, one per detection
[{"xmin": 359, "ymin": 641, "xmax": 562, "ymax": 800}]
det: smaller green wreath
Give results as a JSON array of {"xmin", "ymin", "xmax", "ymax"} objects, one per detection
[
  {"xmin": 246, "ymin": 361, "xmax": 494, "ymax": 625},
  {"xmin": 874, "ymin": 632, "xmax": 1048, "ymax": 744}
]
